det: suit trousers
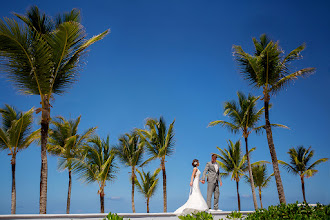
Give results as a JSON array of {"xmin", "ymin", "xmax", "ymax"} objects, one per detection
[{"xmin": 207, "ymin": 181, "xmax": 219, "ymax": 209}]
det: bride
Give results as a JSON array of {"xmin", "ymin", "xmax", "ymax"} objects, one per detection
[{"xmin": 174, "ymin": 159, "xmax": 209, "ymax": 215}]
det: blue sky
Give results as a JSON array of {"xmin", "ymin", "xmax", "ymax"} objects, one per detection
[{"xmin": 0, "ymin": 0, "xmax": 329, "ymax": 214}]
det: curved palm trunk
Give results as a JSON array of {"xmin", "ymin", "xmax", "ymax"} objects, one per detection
[
  {"xmin": 264, "ymin": 98, "xmax": 286, "ymax": 204},
  {"xmin": 236, "ymin": 180, "xmax": 241, "ymax": 211},
  {"xmin": 259, "ymin": 187, "xmax": 263, "ymax": 209},
  {"xmin": 66, "ymin": 170, "xmax": 72, "ymax": 214},
  {"xmin": 161, "ymin": 158, "xmax": 167, "ymax": 212},
  {"xmin": 11, "ymin": 156, "xmax": 16, "ymax": 214},
  {"xmin": 301, "ymin": 176, "xmax": 307, "ymax": 203},
  {"xmin": 244, "ymin": 137, "xmax": 258, "ymax": 210},
  {"xmin": 100, "ymin": 189, "xmax": 105, "ymax": 213},
  {"xmin": 147, "ymin": 198, "xmax": 150, "ymax": 213},
  {"xmin": 131, "ymin": 167, "xmax": 136, "ymax": 213},
  {"xmin": 40, "ymin": 96, "xmax": 50, "ymax": 214}
]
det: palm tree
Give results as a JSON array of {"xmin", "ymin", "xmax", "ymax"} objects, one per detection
[
  {"xmin": 47, "ymin": 116, "xmax": 96, "ymax": 214},
  {"xmin": 216, "ymin": 140, "xmax": 249, "ymax": 211},
  {"xmin": 136, "ymin": 116, "xmax": 175, "ymax": 212},
  {"xmin": 0, "ymin": 105, "xmax": 39, "ymax": 214},
  {"xmin": 244, "ymin": 164, "xmax": 273, "ymax": 209},
  {"xmin": 135, "ymin": 168, "xmax": 161, "ymax": 213},
  {"xmin": 0, "ymin": 6, "xmax": 109, "ymax": 213},
  {"xmin": 75, "ymin": 135, "xmax": 117, "ymax": 213},
  {"xmin": 279, "ymin": 146, "xmax": 328, "ymax": 203},
  {"xmin": 209, "ymin": 91, "xmax": 287, "ymax": 210},
  {"xmin": 114, "ymin": 132, "xmax": 144, "ymax": 213},
  {"xmin": 233, "ymin": 34, "xmax": 315, "ymax": 204}
]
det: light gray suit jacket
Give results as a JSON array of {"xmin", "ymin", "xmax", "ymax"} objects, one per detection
[{"xmin": 201, "ymin": 162, "xmax": 221, "ymax": 184}]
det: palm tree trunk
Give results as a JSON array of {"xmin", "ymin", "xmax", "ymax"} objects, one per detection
[
  {"xmin": 131, "ymin": 167, "xmax": 136, "ymax": 213},
  {"xmin": 100, "ymin": 189, "xmax": 105, "ymax": 213},
  {"xmin": 244, "ymin": 137, "xmax": 258, "ymax": 210},
  {"xmin": 259, "ymin": 187, "xmax": 263, "ymax": 209},
  {"xmin": 11, "ymin": 156, "xmax": 16, "ymax": 214},
  {"xmin": 301, "ymin": 176, "xmax": 307, "ymax": 203},
  {"xmin": 66, "ymin": 170, "xmax": 72, "ymax": 214},
  {"xmin": 236, "ymin": 180, "xmax": 241, "ymax": 211},
  {"xmin": 161, "ymin": 158, "xmax": 167, "ymax": 212},
  {"xmin": 264, "ymin": 97, "xmax": 286, "ymax": 204},
  {"xmin": 40, "ymin": 96, "xmax": 50, "ymax": 214},
  {"xmin": 147, "ymin": 198, "xmax": 150, "ymax": 213}
]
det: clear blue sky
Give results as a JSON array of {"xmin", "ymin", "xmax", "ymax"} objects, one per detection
[{"xmin": 0, "ymin": 0, "xmax": 329, "ymax": 214}]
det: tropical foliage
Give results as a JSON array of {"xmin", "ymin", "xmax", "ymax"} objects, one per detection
[
  {"xmin": 279, "ymin": 146, "xmax": 328, "ymax": 203},
  {"xmin": 233, "ymin": 34, "xmax": 315, "ymax": 204},
  {"xmin": 0, "ymin": 6, "xmax": 109, "ymax": 213},
  {"xmin": 135, "ymin": 168, "xmax": 161, "ymax": 213},
  {"xmin": 114, "ymin": 131, "xmax": 144, "ymax": 213},
  {"xmin": 178, "ymin": 211, "xmax": 214, "ymax": 220},
  {"xmin": 0, "ymin": 105, "xmax": 38, "ymax": 214},
  {"xmin": 244, "ymin": 164, "xmax": 273, "ymax": 209},
  {"xmin": 136, "ymin": 116, "xmax": 175, "ymax": 212},
  {"xmin": 47, "ymin": 116, "xmax": 96, "ymax": 213},
  {"xmin": 75, "ymin": 135, "xmax": 117, "ymax": 213}
]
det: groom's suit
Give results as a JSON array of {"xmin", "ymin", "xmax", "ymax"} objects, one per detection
[{"xmin": 201, "ymin": 161, "xmax": 221, "ymax": 210}]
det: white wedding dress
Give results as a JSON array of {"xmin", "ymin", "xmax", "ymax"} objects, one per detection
[{"xmin": 174, "ymin": 169, "xmax": 209, "ymax": 215}]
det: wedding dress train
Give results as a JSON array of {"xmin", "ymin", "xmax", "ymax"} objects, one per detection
[{"xmin": 174, "ymin": 169, "xmax": 209, "ymax": 215}]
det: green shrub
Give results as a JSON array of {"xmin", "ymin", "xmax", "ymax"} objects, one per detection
[
  {"xmin": 246, "ymin": 202, "xmax": 330, "ymax": 220},
  {"xmin": 178, "ymin": 211, "xmax": 213, "ymax": 220},
  {"xmin": 226, "ymin": 210, "xmax": 244, "ymax": 219},
  {"xmin": 103, "ymin": 212, "xmax": 127, "ymax": 220}
]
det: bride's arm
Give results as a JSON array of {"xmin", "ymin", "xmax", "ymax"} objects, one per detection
[{"xmin": 190, "ymin": 168, "xmax": 197, "ymax": 186}]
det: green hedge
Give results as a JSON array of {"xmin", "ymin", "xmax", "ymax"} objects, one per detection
[{"xmin": 246, "ymin": 202, "xmax": 330, "ymax": 220}]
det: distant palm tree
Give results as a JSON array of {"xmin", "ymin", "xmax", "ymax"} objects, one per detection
[
  {"xmin": 216, "ymin": 140, "xmax": 266, "ymax": 211},
  {"xmin": 209, "ymin": 91, "xmax": 287, "ymax": 210},
  {"xmin": 0, "ymin": 6, "xmax": 109, "ymax": 213},
  {"xmin": 114, "ymin": 131, "xmax": 144, "ymax": 213},
  {"xmin": 0, "ymin": 105, "xmax": 39, "ymax": 214},
  {"xmin": 47, "ymin": 116, "xmax": 96, "ymax": 213},
  {"xmin": 279, "ymin": 146, "xmax": 328, "ymax": 203},
  {"xmin": 233, "ymin": 34, "xmax": 315, "ymax": 204},
  {"xmin": 244, "ymin": 164, "xmax": 273, "ymax": 209},
  {"xmin": 137, "ymin": 116, "xmax": 175, "ymax": 212},
  {"xmin": 135, "ymin": 168, "xmax": 161, "ymax": 213},
  {"xmin": 75, "ymin": 135, "xmax": 117, "ymax": 213}
]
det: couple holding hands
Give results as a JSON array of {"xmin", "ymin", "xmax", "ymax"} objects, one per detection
[{"xmin": 174, "ymin": 154, "xmax": 223, "ymax": 215}]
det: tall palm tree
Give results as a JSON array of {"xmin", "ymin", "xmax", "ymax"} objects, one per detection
[
  {"xmin": 233, "ymin": 34, "xmax": 315, "ymax": 204},
  {"xmin": 135, "ymin": 168, "xmax": 161, "ymax": 213},
  {"xmin": 47, "ymin": 116, "xmax": 96, "ymax": 214},
  {"xmin": 209, "ymin": 91, "xmax": 287, "ymax": 210},
  {"xmin": 279, "ymin": 146, "xmax": 328, "ymax": 203},
  {"xmin": 137, "ymin": 116, "xmax": 175, "ymax": 212},
  {"xmin": 0, "ymin": 6, "xmax": 109, "ymax": 213},
  {"xmin": 114, "ymin": 131, "xmax": 144, "ymax": 213},
  {"xmin": 244, "ymin": 164, "xmax": 274, "ymax": 209},
  {"xmin": 0, "ymin": 105, "xmax": 39, "ymax": 214},
  {"xmin": 75, "ymin": 135, "xmax": 117, "ymax": 213}
]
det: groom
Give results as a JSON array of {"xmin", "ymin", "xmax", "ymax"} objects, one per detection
[{"xmin": 201, "ymin": 154, "xmax": 222, "ymax": 210}]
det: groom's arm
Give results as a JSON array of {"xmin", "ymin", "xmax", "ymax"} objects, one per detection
[{"xmin": 201, "ymin": 162, "xmax": 209, "ymax": 181}]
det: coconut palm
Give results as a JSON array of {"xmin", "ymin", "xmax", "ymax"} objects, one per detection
[
  {"xmin": 0, "ymin": 105, "xmax": 39, "ymax": 214},
  {"xmin": 136, "ymin": 116, "xmax": 175, "ymax": 212},
  {"xmin": 75, "ymin": 135, "xmax": 117, "ymax": 213},
  {"xmin": 279, "ymin": 146, "xmax": 328, "ymax": 203},
  {"xmin": 0, "ymin": 6, "xmax": 109, "ymax": 213},
  {"xmin": 244, "ymin": 164, "xmax": 274, "ymax": 209},
  {"xmin": 216, "ymin": 140, "xmax": 266, "ymax": 211},
  {"xmin": 114, "ymin": 132, "xmax": 144, "ymax": 213},
  {"xmin": 47, "ymin": 116, "xmax": 96, "ymax": 213},
  {"xmin": 209, "ymin": 91, "xmax": 287, "ymax": 210},
  {"xmin": 233, "ymin": 34, "xmax": 315, "ymax": 204},
  {"xmin": 135, "ymin": 168, "xmax": 161, "ymax": 213}
]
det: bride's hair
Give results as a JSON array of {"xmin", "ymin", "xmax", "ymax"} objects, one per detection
[{"xmin": 192, "ymin": 159, "xmax": 199, "ymax": 167}]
